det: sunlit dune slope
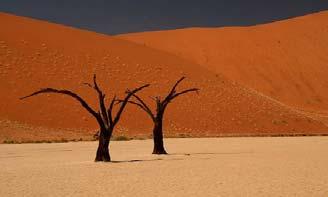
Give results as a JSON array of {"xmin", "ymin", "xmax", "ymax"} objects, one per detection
[
  {"xmin": 118, "ymin": 11, "xmax": 328, "ymax": 114},
  {"xmin": 0, "ymin": 12, "xmax": 327, "ymax": 141}
]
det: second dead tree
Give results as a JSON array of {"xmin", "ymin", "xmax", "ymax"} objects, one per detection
[{"xmin": 124, "ymin": 77, "xmax": 198, "ymax": 154}]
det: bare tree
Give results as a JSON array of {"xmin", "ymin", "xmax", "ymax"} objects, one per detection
[
  {"xmin": 20, "ymin": 75, "xmax": 149, "ymax": 162},
  {"xmin": 122, "ymin": 77, "xmax": 198, "ymax": 154}
]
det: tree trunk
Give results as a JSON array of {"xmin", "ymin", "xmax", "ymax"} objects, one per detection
[
  {"xmin": 95, "ymin": 129, "xmax": 111, "ymax": 162},
  {"xmin": 152, "ymin": 118, "xmax": 167, "ymax": 154}
]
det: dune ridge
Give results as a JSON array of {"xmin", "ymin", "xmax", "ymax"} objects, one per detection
[{"xmin": 118, "ymin": 11, "xmax": 328, "ymax": 118}]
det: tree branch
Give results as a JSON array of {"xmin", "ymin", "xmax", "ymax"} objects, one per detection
[
  {"xmin": 92, "ymin": 75, "xmax": 109, "ymax": 126},
  {"xmin": 107, "ymin": 95, "xmax": 116, "ymax": 125},
  {"xmin": 20, "ymin": 88, "xmax": 104, "ymax": 126},
  {"xmin": 113, "ymin": 84, "xmax": 150, "ymax": 126},
  {"xmin": 170, "ymin": 88, "xmax": 199, "ymax": 101},
  {"xmin": 83, "ymin": 82, "xmax": 93, "ymax": 89},
  {"xmin": 131, "ymin": 94, "xmax": 155, "ymax": 119},
  {"xmin": 83, "ymin": 75, "xmax": 109, "ymax": 126},
  {"xmin": 117, "ymin": 99, "xmax": 155, "ymax": 121},
  {"xmin": 162, "ymin": 77, "xmax": 185, "ymax": 104}
]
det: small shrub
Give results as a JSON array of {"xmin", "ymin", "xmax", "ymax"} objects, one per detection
[
  {"xmin": 135, "ymin": 136, "xmax": 147, "ymax": 140},
  {"xmin": 272, "ymin": 119, "xmax": 288, "ymax": 125},
  {"xmin": 113, "ymin": 135, "xmax": 131, "ymax": 141},
  {"xmin": 3, "ymin": 139, "xmax": 15, "ymax": 144},
  {"xmin": 178, "ymin": 133, "xmax": 187, "ymax": 138},
  {"xmin": 281, "ymin": 120, "xmax": 288, "ymax": 124}
]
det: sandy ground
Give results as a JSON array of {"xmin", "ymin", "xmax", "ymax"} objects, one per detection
[{"xmin": 0, "ymin": 137, "xmax": 328, "ymax": 196}]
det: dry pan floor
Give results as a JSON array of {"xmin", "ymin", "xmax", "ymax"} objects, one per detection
[{"xmin": 0, "ymin": 137, "xmax": 328, "ymax": 197}]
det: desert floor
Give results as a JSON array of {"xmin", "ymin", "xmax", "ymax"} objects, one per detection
[{"xmin": 0, "ymin": 137, "xmax": 328, "ymax": 196}]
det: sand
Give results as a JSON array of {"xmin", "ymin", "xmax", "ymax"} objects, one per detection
[
  {"xmin": 118, "ymin": 11, "xmax": 328, "ymax": 123},
  {"xmin": 1, "ymin": 12, "xmax": 327, "ymax": 143},
  {"xmin": 1, "ymin": 137, "xmax": 328, "ymax": 196}
]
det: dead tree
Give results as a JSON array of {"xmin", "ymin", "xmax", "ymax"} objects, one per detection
[
  {"xmin": 20, "ymin": 75, "xmax": 149, "ymax": 162},
  {"xmin": 123, "ymin": 77, "xmax": 198, "ymax": 154}
]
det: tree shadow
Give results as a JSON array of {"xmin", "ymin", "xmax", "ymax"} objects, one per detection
[
  {"xmin": 111, "ymin": 157, "xmax": 186, "ymax": 163},
  {"xmin": 0, "ymin": 155, "xmax": 25, "ymax": 159},
  {"xmin": 111, "ymin": 151, "xmax": 253, "ymax": 163},
  {"xmin": 169, "ymin": 151, "xmax": 254, "ymax": 156}
]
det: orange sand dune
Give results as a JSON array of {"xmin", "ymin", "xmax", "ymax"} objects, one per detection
[
  {"xmin": 118, "ymin": 11, "xmax": 328, "ymax": 115},
  {"xmin": 0, "ymin": 12, "xmax": 327, "ymax": 142}
]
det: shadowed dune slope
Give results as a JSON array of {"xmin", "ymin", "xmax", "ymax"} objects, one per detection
[
  {"xmin": 0, "ymin": 12, "xmax": 327, "ymax": 141},
  {"xmin": 118, "ymin": 11, "xmax": 328, "ymax": 115}
]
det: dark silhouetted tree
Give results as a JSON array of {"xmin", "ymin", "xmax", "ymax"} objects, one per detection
[
  {"xmin": 20, "ymin": 75, "xmax": 149, "ymax": 162},
  {"xmin": 122, "ymin": 77, "xmax": 198, "ymax": 154}
]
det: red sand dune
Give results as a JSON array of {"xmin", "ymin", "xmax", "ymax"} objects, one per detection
[
  {"xmin": 0, "ymin": 12, "xmax": 327, "ymax": 142},
  {"xmin": 118, "ymin": 11, "xmax": 328, "ymax": 118}
]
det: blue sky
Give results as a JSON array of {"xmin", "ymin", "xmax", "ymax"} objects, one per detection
[{"xmin": 1, "ymin": 0, "xmax": 328, "ymax": 34}]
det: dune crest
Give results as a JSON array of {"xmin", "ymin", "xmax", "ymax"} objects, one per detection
[{"xmin": 118, "ymin": 11, "xmax": 328, "ymax": 116}]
